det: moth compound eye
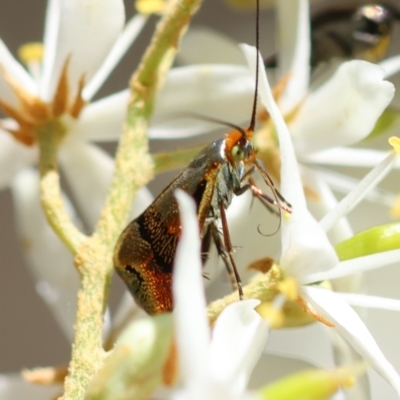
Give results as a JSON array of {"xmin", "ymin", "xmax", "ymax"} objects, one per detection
[{"xmin": 232, "ymin": 144, "xmax": 244, "ymax": 161}]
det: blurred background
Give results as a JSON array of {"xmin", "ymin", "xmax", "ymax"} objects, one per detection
[{"xmin": 1, "ymin": 0, "xmax": 400, "ymax": 398}]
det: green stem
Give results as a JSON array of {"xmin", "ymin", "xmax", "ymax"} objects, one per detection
[
  {"xmin": 37, "ymin": 120, "xmax": 87, "ymax": 254},
  {"xmin": 60, "ymin": 241, "xmax": 109, "ymax": 399}
]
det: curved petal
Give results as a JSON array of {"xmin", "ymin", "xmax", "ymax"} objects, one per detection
[
  {"xmin": 150, "ymin": 64, "xmax": 255, "ymax": 139},
  {"xmin": 241, "ymin": 45, "xmax": 305, "ymax": 209},
  {"xmin": 0, "ymin": 130, "xmax": 36, "ymax": 189},
  {"xmin": 71, "ymin": 90, "xmax": 129, "ymax": 141},
  {"xmin": 60, "ymin": 140, "xmax": 152, "ymax": 230},
  {"xmin": 305, "ymin": 249, "xmax": 400, "ymax": 284},
  {"xmin": 0, "ymin": 374, "xmax": 60, "ymax": 400},
  {"xmin": 337, "ymin": 293, "xmax": 400, "ymax": 311},
  {"xmin": 280, "ymin": 205, "xmax": 339, "ymax": 281},
  {"xmin": 327, "ymin": 331, "xmax": 371, "ymax": 400},
  {"xmin": 242, "ymin": 45, "xmax": 339, "ymax": 279},
  {"xmin": 11, "ymin": 168, "xmax": 80, "ymax": 341},
  {"xmin": 292, "ymin": 61, "xmax": 395, "ymax": 156},
  {"xmin": 40, "ymin": 0, "xmax": 125, "ymax": 102},
  {"xmin": 173, "ymin": 190, "xmax": 210, "ymax": 384},
  {"xmin": 320, "ymin": 152, "xmax": 396, "ymax": 233},
  {"xmin": 0, "ymin": 40, "xmax": 38, "ymax": 106},
  {"xmin": 178, "ymin": 28, "xmax": 246, "ymax": 66},
  {"xmin": 277, "ymin": 0, "xmax": 310, "ymax": 111},
  {"xmin": 82, "ymin": 14, "xmax": 148, "ymax": 101},
  {"xmin": 225, "ymin": 191, "xmax": 274, "ymax": 275},
  {"xmin": 302, "ymin": 168, "xmax": 366, "ymax": 302},
  {"xmin": 303, "ymin": 167, "xmax": 395, "ymax": 208},
  {"xmin": 302, "ymin": 167, "xmax": 353, "ymax": 245},
  {"xmin": 303, "ymin": 286, "xmax": 400, "ymax": 396},
  {"xmin": 210, "ymin": 300, "xmax": 269, "ymax": 392},
  {"xmin": 303, "ymin": 147, "xmax": 400, "ymax": 169}
]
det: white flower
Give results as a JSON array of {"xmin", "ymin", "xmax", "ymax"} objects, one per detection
[
  {"xmin": 172, "ymin": 190, "xmax": 276, "ymax": 400},
  {"xmin": 0, "ymin": 0, "xmax": 152, "ymax": 225},
  {"xmin": 0, "ymin": 0, "xmax": 155, "ymax": 340},
  {"xmin": 243, "ymin": 43, "xmax": 400, "ymax": 396}
]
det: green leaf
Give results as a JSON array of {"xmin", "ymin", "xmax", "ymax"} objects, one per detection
[{"xmin": 336, "ymin": 223, "xmax": 400, "ymax": 261}]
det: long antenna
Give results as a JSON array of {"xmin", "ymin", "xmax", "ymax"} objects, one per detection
[{"xmin": 248, "ymin": 0, "xmax": 260, "ymax": 133}]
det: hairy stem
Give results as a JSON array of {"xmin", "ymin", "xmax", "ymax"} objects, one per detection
[
  {"xmin": 37, "ymin": 120, "xmax": 87, "ymax": 254},
  {"xmin": 207, "ymin": 266, "xmax": 282, "ymax": 324}
]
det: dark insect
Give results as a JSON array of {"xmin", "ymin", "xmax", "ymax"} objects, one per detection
[
  {"xmin": 265, "ymin": 3, "xmax": 400, "ymax": 68},
  {"xmin": 114, "ymin": 0, "xmax": 292, "ymax": 315}
]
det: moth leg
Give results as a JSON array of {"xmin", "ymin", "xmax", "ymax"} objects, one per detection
[
  {"xmin": 209, "ymin": 222, "xmax": 238, "ymax": 293},
  {"xmin": 218, "ymin": 203, "xmax": 244, "ymax": 300},
  {"xmin": 201, "ymin": 224, "xmax": 213, "ymax": 266},
  {"xmin": 235, "ymin": 177, "xmax": 291, "ymax": 214}
]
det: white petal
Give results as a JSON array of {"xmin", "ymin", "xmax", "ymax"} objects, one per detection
[
  {"xmin": 265, "ymin": 323, "xmax": 334, "ymax": 369},
  {"xmin": 210, "ymin": 300, "xmax": 269, "ymax": 392},
  {"xmin": 303, "ymin": 147, "xmax": 400, "ymax": 169},
  {"xmin": 303, "ymin": 286, "xmax": 400, "ymax": 395},
  {"xmin": 241, "ymin": 44, "xmax": 305, "ymax": 209},
  {"xmin": 337, "ymin": 293, "xmax": 400, "ymax": 312},
  {"xmin": 0, "ymin": 130, "xmax": 36, "ymax": 189},
  {"xmin": 71, "ymin": 90, "xmax": 129, "ymax": 141},
  {"xmin": 0, "ymin": 374, "xmax": 60, "ymax": 400},
  {"xmin": 0, "ymin": 40, "xmax": 38, "ymax": 107},
  {"xmin": 320, "ymin": 152, "xmax": 396, "ymax": 233},
  {"xmin": 40, "ymin": 0, "xmax": 125, "ymax": 102},
  {"xmin": 327, "ymin": 331, "xmax": 371, "ymax": 400},
  {"xmin": 302, "ymin": 169, "xmax": 368, "ymax": 305},
  {"xmin": 242, "ymin": 45, "xmax": 339, "ymax": 279},
  {"xmin": 302, "ymin": 167, "xmax": 353, "ymax": 245},
  {"xmin": 150, "ymin": 64, "xmax": 255, "ymax": 139},
  {"xmin": 276, "ymin": 0, "xmax": 310, "ymax": 111},
  {"xmin": 306, "ymin": 167, "xmax": 395, "ymax": 208},
  {"xmin": 173, "ymin": 190, "xmax": 210, "ymax": 384},
  {"xmin": 11, "ymin": 168, "xmax": 80, "ymax": 341},
  {"xmin": 82, "ymin": 14, "xmax": 148, "ymax": 101},
  {"xmin": 178, "ymin": 28, "xmax": 246, "ymax": 66},
  {"xmin": 279, "ymin": 205, "xmax": 340, "ymax": 281},
  {"xmin": 379, "ymin": 55, "xmax": 400, "ymax": 79},
  {"xmin": 291, "ymin": 61, "xmax": 395, "ymax": 156},
  {"xmin": 60, "ymin": 140, "xmax": 152, "ymax": 230},
  {"xmin": 305, "ymin": 249, "xmax": 400, "ymax": 284}
]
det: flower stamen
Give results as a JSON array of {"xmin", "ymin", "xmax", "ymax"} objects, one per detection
[
  {"xmin": 135, "ymin": 0, "xmax": 165, "ymax": 15},
  {"xmin": 70, "ymin": 74, "xmax": 86, "ymax": 118},
  {"xmin": 296, "ymin": 296, "xmax": 335, "ymax": 327},
  {"xmin": 389, "ymin": 136, "xmax": 400, "ymax": 155},
  {"xmin": 52, "ymin": 56, "xmax": 71, "ymax": 117},
  {"xmin": 18, "ymin": 42, "xmax": 44, "ymax": 84}
]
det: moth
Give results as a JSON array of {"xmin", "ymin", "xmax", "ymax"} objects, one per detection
[{"xmin": 114, "ymin": 0, "xmax": 291, "ymax": 315}]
